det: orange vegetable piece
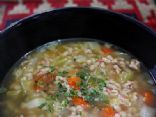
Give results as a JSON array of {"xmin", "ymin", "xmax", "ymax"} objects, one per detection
[
  {"xmin": 42, "ymin": 73, "xmax": 53, "ymax": 83},
  {"xmin": 143, "ymin": 91, "xmax": 154, "ymax": 106},
  {"xmin": 102, "ymin": 48, "xmax": 113, "ymax": 54},
  {"xmin": 33, "ymin": 73, "xmax": 42, "ymax": 82},
  {"xmin": 33, "ymin": 85, "xmax": 44, "ymax": 92},
  {"xmin": 100, "ymin": 106, "xmax": 116, "ymax": 117},
  {"xmin": 67, "ymin": 76, "xmax": 81, "ymax": 90},
  {"xmin": 72, "ymin": 97, "xmax": 89, "ymax": 108},
  {"xmin": 33, "ymin": 72, "xmax": 55, "ymax": 84}
]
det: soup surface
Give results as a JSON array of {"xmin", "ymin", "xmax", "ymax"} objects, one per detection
[{"xmin": 0, "ymin": 39, "xmax": 156, "ymax": 117}]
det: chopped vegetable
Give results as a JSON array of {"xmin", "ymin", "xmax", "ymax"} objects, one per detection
[
  {"xmin": 49, "ymin": 65, "xmax": 55, "ymax": 72},
  {"xmin": 42, "ymin": 73, "xmax": 53, "ymax": 83},
  {"xmin": 69, "ymin": 89, "xmax": 78, "ymax": 97},
  {"xmin": 72, "ymin": 97, "xmax": 89, "ymax": 108},
  {"xmin": 67, "ymin": 76, "xmax": 81, "ymax": 90},
  {"xmin": 61, "ymin": 99, "xmax": 69, "ymax": 107},
  {"xmin": 25, "ymin": 98, "xmax": 46, "ymax": 109},
  {"xmin": 33, "ymin": 85, "xmax": 44, "ymax": 92},
  {"xmin": 76, "ymin": 67, "xmax": 90, "ymax": 80},
  {"xmin": 58, "ymin": 71, "xmax": 68, "ymax": 77},
  {"xmin": 38, "ymin": 96, "xmax": 56, "ymax": 112},
  {"xmin": 143, "ymin": 91, "xmax": 154, "ymax": 106},
  {"xmin": 33, "ymin": 73, "xmax": 53, "ymax": 83},
  {"xmin": 120, "ymin": 70, "xmax": 133, "ymax": 82},
  {"xmin": 102, "ymin": 48, "xmax": 113, "ymax": 54},
  {"xmin": 38, "ymin": 103, "xmax": 46, "ymax": 109},
  {"xmin": 100, "ymin": 106, "xmax": 115, "ymax": 117}
]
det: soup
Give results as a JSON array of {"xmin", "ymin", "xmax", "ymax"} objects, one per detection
[{"xmin": 0, "ymin": 39, "xmax": 156, "ymax": 117}]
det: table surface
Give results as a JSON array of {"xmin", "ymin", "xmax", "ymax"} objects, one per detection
[{"xmin": 0, "ymin": 0, "xmax": 156, "ymax": 31}]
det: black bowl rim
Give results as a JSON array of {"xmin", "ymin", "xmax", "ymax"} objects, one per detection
[{"xmin": 0, "ymin": 7, "xmax": 156, "ymax": 38}]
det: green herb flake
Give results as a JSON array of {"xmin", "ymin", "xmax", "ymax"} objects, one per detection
[
  {"xmin": 38, "ymin": 103, "xmax": 46, "ymax": 109},
  {"xmin": 61, "ymin": 100, "xmax": 69, "ymax": 107},
  {"xmin": 97, "ymin": 79, "xmax": 106, "ymax": 90},
  {"xmin": 76, "ymin": 67, "xmax": 90, "ymax": 80},
  {"xmin": 64, "ymin": 92, "xmax": 70, "ymax": 97},
  {"xmin": 70, "ymin": 89, "xmax": 78, "ymax": 97},
  {"xmin": 44, "ymin": 96, "xmax": 56, "ymax": 112},
  {"xmin": 58, "ymin": 71, "xmax": 68, "ymax": 77},
  {"xmin": 73, "ymin": 58, "xmax": 77, "ymax": 62},
  {"xmin": 49, "ymin": 65, "xmax": 55, "ymax": 72}
]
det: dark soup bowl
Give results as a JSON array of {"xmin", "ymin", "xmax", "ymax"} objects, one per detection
[{"xmin": 0, "ymin": 7, "xmax": 156, "ymax": 117}]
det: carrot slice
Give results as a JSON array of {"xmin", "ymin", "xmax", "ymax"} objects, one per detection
[
  {"xmin": 102, "ymin": 48, "xmax": 113, "ymax": 54},
  {"xmin": 143, "ymin": 91, "xmax": 154, "ymax": 106},
  {"xmin": 100, "ymin": 106, "xmax": 115, "ymax": 117},
  {"xmin": 67, "ymin": 76, "xmax": 81, "ymax": 90},
  {"xmin": 72, "ymin": 97, "xmax": 89, "ymax": 108}
]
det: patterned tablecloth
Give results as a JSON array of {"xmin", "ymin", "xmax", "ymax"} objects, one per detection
[{"xmin": 0, "ymin": 0, "xmax": 156, "ymax": 31}]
